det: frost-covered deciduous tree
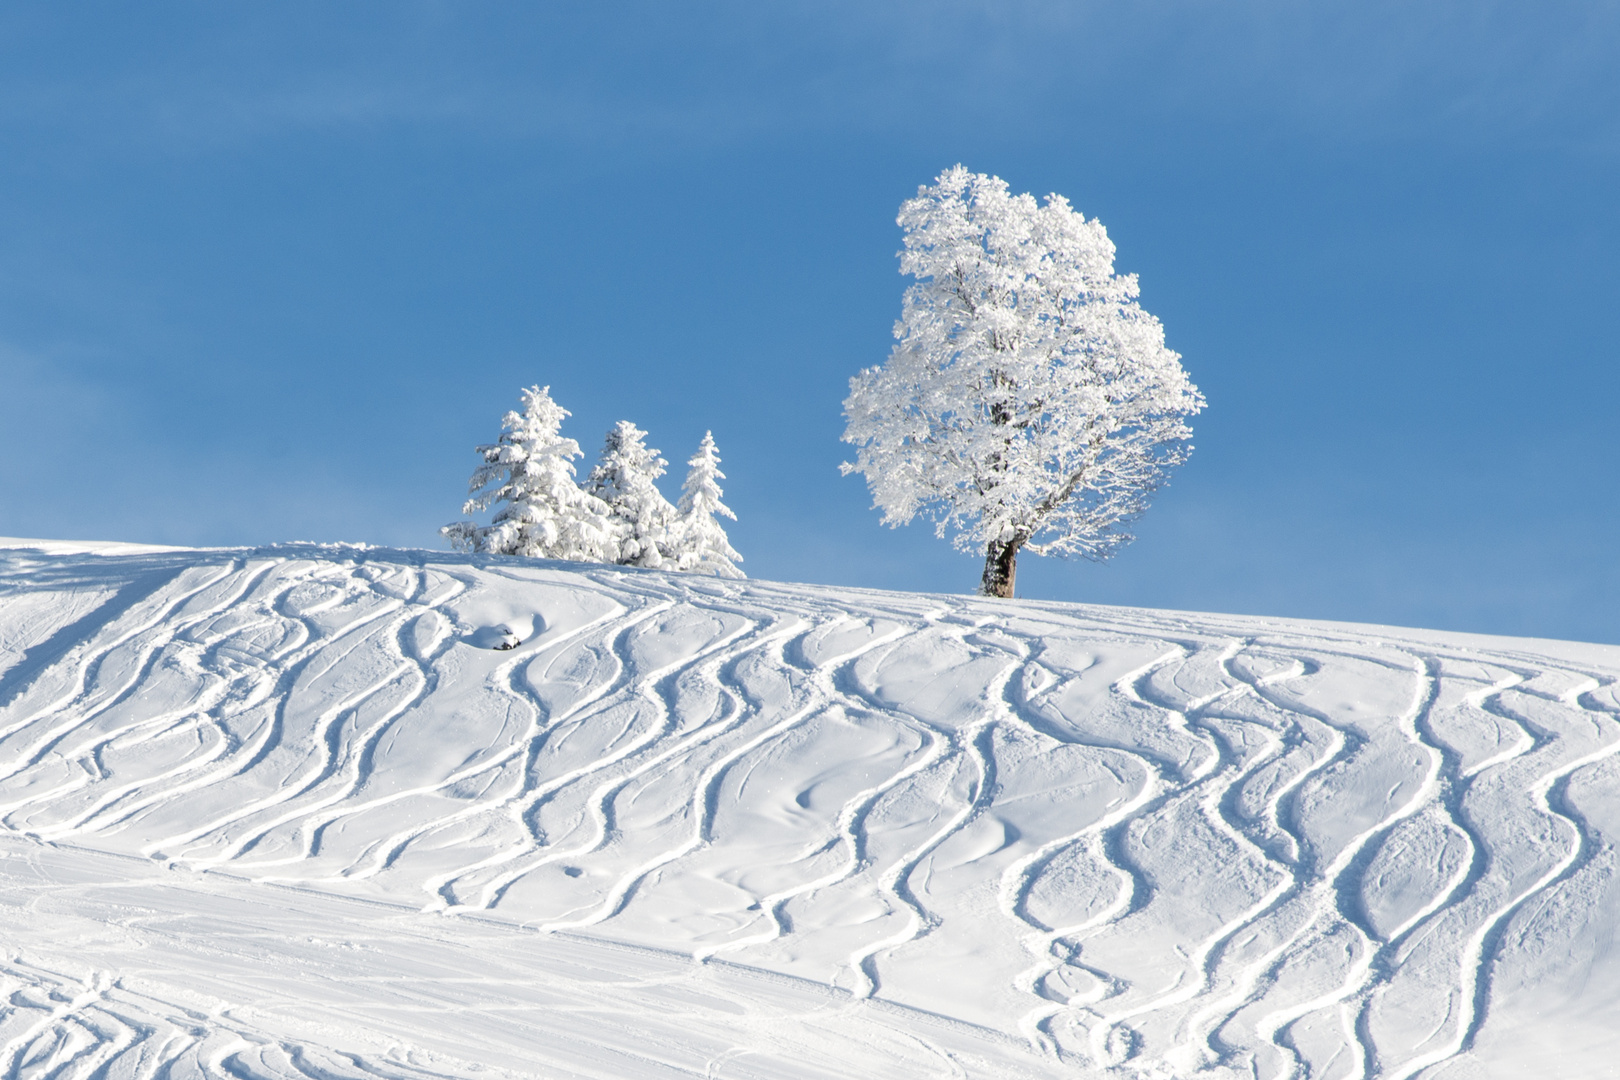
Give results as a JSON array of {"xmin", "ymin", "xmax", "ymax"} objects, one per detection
[
  {"xmin": 588, "ymin": 420, "xmax": 678, "ymax": 569},
  {"xmin": 672, "ymin": 432, "xmax": 744, "ymax": 578},
  {"xmin": 842, "ymin": 166, "xmax": 1205, "ymax": 598},
  {"xmin": 442, "ymin": 385, "xmax": 617, "ymax": 562}
]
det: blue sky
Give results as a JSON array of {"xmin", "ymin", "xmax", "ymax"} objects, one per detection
[{"xmin": 2, "ymin": 2, "xmax": 1617, "ymax": 643}]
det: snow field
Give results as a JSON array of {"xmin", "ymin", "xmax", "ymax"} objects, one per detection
[{"xmin": 1, "ymin": 541, "xmax": 1618, "ymax": 1079}]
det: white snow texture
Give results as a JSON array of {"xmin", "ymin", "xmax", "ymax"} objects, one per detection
[{"xmin": 1, "ymin": 539, "xmax": 1619, "ymax": 1079}]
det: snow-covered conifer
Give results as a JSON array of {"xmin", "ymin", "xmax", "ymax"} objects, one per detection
[
  {"xmin": 672, "ymin": 432, "xmax": 744, "ymax": 578},
  {"xmin": 841, "ymin": 166, "xmax": 1205, "ymax": 598},
  {"xmin": 441, "ymin": 385, "xmax": 617, "ymax": 562},
  {"xmin": 587, "ymin": 420, "xmax": 678, "ymax": 569}
]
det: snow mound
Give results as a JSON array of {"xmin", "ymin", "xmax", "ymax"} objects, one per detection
[{"xmin": 1, "ymin": 542, "xmax": 1618, "ymax": 1079}]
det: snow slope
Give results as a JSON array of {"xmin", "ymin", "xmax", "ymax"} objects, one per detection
[{"xmin": 1, "ymin": 541, "xmax": 1618, "ymax": 1080}]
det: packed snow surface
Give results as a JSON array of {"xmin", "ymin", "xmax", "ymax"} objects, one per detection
[{"xmin": 1, "ymin": 541, "xmax": 1619, "ymax": 1080}]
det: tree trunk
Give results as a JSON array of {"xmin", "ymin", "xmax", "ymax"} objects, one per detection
[{"xmin": 980, "ymin": 536, "xmax": 1023, "ymax": 598}]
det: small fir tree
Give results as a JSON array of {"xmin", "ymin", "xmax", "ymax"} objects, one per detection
[
  {"xmin": 442, "ymin": 385, "xmax": 617, "ymax": 562},
  {"xmin": 673, "ymin": 432, "xmax": 744, "ymax": 578},
  {"xmin": 587, "ymin": 420, "xmax": 678, "ymax": 569}
]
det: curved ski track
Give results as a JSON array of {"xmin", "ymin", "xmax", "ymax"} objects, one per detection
[{"xmin": 1, "ymin": 543, "xmax": 1618, "ymax": 1080}]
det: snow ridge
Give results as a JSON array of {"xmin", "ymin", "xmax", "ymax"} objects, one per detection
[{"xmin": 1, "ymin": 543, "xmax": 1618, "ymax": 1079}]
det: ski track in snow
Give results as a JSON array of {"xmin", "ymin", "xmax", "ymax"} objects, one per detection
[{"xmin": 1, "ymin": 544, "xmax": 1619, "ymax": 1079}]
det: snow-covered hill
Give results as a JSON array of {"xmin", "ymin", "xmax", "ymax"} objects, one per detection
[{"xmin": 2, "ymin": 541, "xmax": 1618, "ymax": 1080}]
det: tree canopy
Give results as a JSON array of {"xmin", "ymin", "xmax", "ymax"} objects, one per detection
[{"xmin": 842, "ymin": 166, "xmax": 1204, "ymax": 597}]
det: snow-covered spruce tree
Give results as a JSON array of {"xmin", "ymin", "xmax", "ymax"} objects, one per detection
[
  {"xmin": 672, "ymin": 432, "xmax": 744, "ymax": 578},
  {"xmin": 841, "ymin": 166, "xmax": 1204, "ymax": 598},
  {"xmin": 587, "ymin": 420, "xmax": 678, "ymax": 569},
  {"xmin": 441, "ymin": 385, "xmax": 617, "ymax": 561}
]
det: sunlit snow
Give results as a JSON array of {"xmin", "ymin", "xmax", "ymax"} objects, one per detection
[{"xmin": 1, "ymin": 540, "xmax": 1617, "ymax": 1079}]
